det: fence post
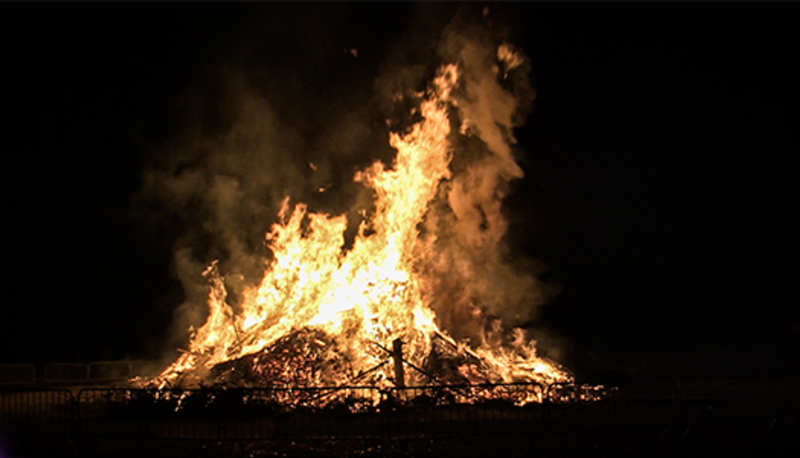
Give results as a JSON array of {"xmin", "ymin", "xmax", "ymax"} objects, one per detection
[{"xmin": 392, "ymin": 338, "xmax": 405, "ymax": 389}]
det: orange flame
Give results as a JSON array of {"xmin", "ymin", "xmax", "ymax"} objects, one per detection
[{"xmin": 153, "ymin": 48, "xmax": 572, "ymax": 396}]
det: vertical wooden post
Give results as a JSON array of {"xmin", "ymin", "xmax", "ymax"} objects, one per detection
[{"xmin": 392, "ymin": 338, "xmax": 405, "ymax": 388}]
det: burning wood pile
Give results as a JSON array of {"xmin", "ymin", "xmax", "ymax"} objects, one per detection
[
  {"xmin": 154, "ymin": 327, "xmax": 562, "ymax": 391},
  {"xmin": 136, "ymin": 34, "xmax": 598, "ymax": 407}
]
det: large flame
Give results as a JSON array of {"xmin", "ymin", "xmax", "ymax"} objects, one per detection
[{"xmin": 152, "ymin": 42, "xmax": 572, "ymax": 396}]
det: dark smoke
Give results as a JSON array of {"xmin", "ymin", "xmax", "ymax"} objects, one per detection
[
  {"xmin": 131, "ymin": 4, "xmax": 561, "ymax": 360},
  {"xmin": 411, "ymin": 16, "xmax": 560, "ymax": 350},
  {"xmin": 131, "ymin": 6, "xmax": 397, "ymax": 355}
]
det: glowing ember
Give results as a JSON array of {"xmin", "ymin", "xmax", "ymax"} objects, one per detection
[{"xmin": 145, "ymin": 37, "xmax": 573, "ymax": 402}]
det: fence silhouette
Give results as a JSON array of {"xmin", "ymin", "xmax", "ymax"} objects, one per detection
[{"xmin": 2, "ymin": 374, "xmax": 798, "ymax": 445}]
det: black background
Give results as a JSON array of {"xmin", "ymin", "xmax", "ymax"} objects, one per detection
[{"xmin": 2, "ymin": 3, "xmax": 797, "ymax": 370}]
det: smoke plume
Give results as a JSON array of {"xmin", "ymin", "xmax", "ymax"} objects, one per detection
[
  {"xmin": 132, "ymin": 6, "xmax": 558, "ymax": 358},
  {"xmin": 409, "ymin": 22, "xmax": 557, "ymax": 348}
]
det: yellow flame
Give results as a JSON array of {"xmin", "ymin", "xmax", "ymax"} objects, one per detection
[{"xmin": 154, "ymin": 56, "xmax": 571, "ymax": 395}]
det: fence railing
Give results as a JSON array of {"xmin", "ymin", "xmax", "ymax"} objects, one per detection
[
  {"xmin": 1, "ymin": 374, "xmax": 798, "ymax": 443},
  {"xmin": 0, "ymin": 389, "xmax": 75, "ymax": 438}
]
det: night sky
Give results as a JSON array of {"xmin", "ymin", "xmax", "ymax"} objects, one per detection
[{"xmin": 2, "ymin": 4, "xmax": 797, "ymax": 370}]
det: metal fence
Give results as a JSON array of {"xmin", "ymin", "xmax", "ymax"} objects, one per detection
[
  {"xmin": 0, "ymin": 389, "xmax": 75, "ymax": 438},
  {"xmin": 1, "ymin": 375, "xmax": 798, "ymax": 451},
  {"xmin": 44, "ymin": 363, "xmax": 90, "ymax": 384},
  {"xmin": 73, "ymin": 384, "xmax": 548, "ymax": 441}
]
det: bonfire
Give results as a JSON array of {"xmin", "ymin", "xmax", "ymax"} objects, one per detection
[{"xmin": 140, "ymin": 36, "xmax": 576, "ymax": 404}]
